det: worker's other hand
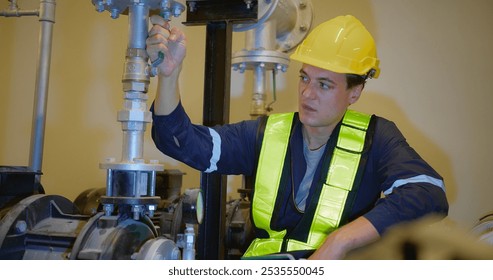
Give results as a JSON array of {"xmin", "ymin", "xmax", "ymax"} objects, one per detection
[{"xmin": 146, "ymin": 15, "xmax": 187, "ymax": 77}]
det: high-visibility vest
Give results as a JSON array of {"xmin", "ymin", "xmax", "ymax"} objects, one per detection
[{"xmin": 243, "ymin": 110, "xmax": 372, "ymax": 257}]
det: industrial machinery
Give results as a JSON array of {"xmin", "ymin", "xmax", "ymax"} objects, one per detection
[{"xmin": 0, "ymin": 0, "xmax": 203, "ymax": 260}]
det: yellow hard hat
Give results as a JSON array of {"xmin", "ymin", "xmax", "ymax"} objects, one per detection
[{"xmin": 290, "ymin": 15, "xmax": 380, "ymax": 79}]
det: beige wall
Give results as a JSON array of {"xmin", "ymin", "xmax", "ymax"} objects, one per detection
[{"xmin": 1, "ymin": 0, "xmax": 492, "ymax": 230}]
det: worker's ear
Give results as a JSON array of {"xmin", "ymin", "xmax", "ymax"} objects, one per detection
[{"xmin": 348, "ymin": 85, "xmax": 363, "ymax": 105}]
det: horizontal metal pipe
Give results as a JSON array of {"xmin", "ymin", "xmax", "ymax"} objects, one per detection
[{"xmin": 0, "ymin": 9, "xmax": 39, "ymax": 17}]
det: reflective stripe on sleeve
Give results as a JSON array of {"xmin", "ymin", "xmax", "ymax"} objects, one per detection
[
  {"xmin": 384, "ymin": 174, "xmax": 445, "ymax": 196},
  {"xmin": 204, "ymin": 128, "xmax": 221, "ymax": 173}
]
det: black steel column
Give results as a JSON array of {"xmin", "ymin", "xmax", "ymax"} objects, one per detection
[{"xmin": 198, "ymin": 21, "xmax": 232, "ymax": 260}]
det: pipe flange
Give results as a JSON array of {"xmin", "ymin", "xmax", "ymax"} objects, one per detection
[
  {"xmin": 99, "ymin": 195, "xmax": 161, "ymax": 205},
  {"xmin": 100, "ymin": 160, "xmax": 164, "ymax": 172},
  {"xmin": 232, "ymin": 49, "xmax": 289, "ymax": 69},
  {"xmin": 277, "ymin": 0, "xmax": 312, "ymax": 52},
  {"xmin": 92, "ymin": 0, "xmax": 185, "ymax": 19}
]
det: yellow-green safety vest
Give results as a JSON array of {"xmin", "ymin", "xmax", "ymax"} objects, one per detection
[{"xmin": 243, "ymin": 110, "xmax": 372, "ymax": 257}]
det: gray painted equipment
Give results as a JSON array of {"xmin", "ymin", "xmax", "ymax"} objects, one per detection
[{"xmin": 0, "ymin": 0, "xmax": 200, "ymax": 260}]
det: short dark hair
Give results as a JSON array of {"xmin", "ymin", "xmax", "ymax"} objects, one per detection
[{"xmin": 346, "ymin": 74, "xmax": 367, "ymax": 89}]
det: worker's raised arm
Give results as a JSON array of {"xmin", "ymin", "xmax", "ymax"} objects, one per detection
[{"xmin": 146, "ymin": 15, "xmax": 187, "ymax": 115}]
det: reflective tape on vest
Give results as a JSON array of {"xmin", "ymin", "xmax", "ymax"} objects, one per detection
[
  {"xmin": 250, "ymin": 113, "xmax": 293, "ymax": 236},
  {"xmin": 244, "ymin": 110, "xmax": 371, "ymax": 257}
]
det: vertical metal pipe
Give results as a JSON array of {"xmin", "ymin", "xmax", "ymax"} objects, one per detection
[
  {"xmin": 198, "ymin": 21, "xmax": 232, "ymax": 260},
  {"xmin": 29, "ymin": 0, "xmax": 56, "ymax": 173},
  {"xmin": 253, "ymin": 65, "xmax": 266, "ymax": 94},
  {"xmin": 149, "ymin": 171, "xmax": 156, "ymax": 196},
  {"xmin": 250, "ymin": 65, "xmax": 267, "ymax": 117},
  {"xmin": 127, "ymin": 4, "xmax": 148, "ymax": 49},
  {"xmin": 245, "ymin": 19, "xmax": 276, "ymax": 50},
  {"xmin": 106, "ymin": 169, "xmax": 113, "ymax": 196},
  {"xmin": 121, "ymin": 4, "xmax": 149, "ymax": 163},
  {"xmin": 122, "ymin": 127, "xmax": 145, "ymax": 162},
  {"xmin": 245, "ymin": 20, "xmax": 277, "ymax": 117}
]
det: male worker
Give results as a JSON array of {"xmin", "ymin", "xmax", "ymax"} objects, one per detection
[{"xmin": 146, "ymin": 14, "xmax": 448, "ymax": 259}]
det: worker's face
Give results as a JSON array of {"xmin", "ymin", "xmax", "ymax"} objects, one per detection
[{"xmin": 298, "ymin": 64, "xmax": 362, "ymax": 129}]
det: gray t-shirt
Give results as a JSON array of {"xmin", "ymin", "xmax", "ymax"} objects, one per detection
[{"xmin": 295, "ymin": 140, "xmax": 325, "ymax": 212}]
